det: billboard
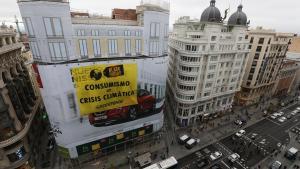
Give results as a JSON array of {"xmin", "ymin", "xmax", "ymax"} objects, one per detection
[
  {"xmin": 71, "ymin": 64, "xmax": 138, "ymax": 116},
  {"xmin": 36, "ymin": 57, "xmax": 168, "ymax": 158}
]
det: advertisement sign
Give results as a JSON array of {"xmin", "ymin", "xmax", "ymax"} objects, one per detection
[
  {"xmin": 71, "ymin": 64, "xmax": 138, "ymax": 116},
  {"xmin": 37, "ymin": 57, "xmax": 167, "ymax": 158}
]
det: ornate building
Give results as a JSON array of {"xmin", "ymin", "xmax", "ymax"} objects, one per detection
[
  {"xmin": 236, "ymin": 27, "xmax": 294, "ymax": 105},
  {"xmin": 167, "ymin": 0, "xmax": 250, "ymax": 127},
  {"xmin": 0, "ymin": 24, "xmax": 43, "ymax": 169}
]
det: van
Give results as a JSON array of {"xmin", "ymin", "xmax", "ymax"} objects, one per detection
[
  {"xmin": 284, "ymin": 147, "xmax": 298, "ymax": 160},
  {"xmin": 185, "ymin": 138, "xmax": 196, "ymax": 149},
  {"xmin": 178, "ymin": 134, "xmax": 190, "ymax": 144}
]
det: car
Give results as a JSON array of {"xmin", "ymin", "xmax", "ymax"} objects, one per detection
[
  {"xmin": 251, "ymin": 133, "xmax": 258, "ymax": 140},
  {"xmin": 197, "ymin": 158, "xmax": 209, "ymax": 168},
  {"xmin": 88, "ymin": 89, "xmax": 156, "ymax": 127},
  {"xmin": 278, "ymin": 117, "xmax": 287, "ymax": 123},
  {"xmin": 286, "ymin": 115, "xmax": 292, "ymax": 119},
  {"xmin": 228, "ymin": 153, "xmax": 240, "ymax": 162},
  {"xmin": 277, "ymin": 112, "xmax": 284, "ymax": 116},
  {"xmin": 277, "ymin": 143, "xmax": 282, "ymax": 148},
  {"xmin": 209, "ymin": 151, "xmax": 222, "ymax": 161},
  {"xmin": 178, "ymin": 134, "xmax": 190, "ymax": 144},
  {"xmin": 297, "ymin": 107, "xmax": 300, "ymax": 111},
  {"xmin": 234, "ymin": 120, "xmax": 243, "ymax": 126},
  {"xmin": 270, "ymin": 115, "xmax": 277, "ymax": 119},
  {"xmin": 270, "ymin": 161, "xmax": 282, "ymax": 169},
  {"xmin": 291, "ymin": 110, "xmax": 298, "ymax": 116},
  {"xmin": 185, "ymin": 138, "xmax": 197, "ymax": 149},
  {"xmin": 260, "ymin": 139, "xmax": 266, "ymax": 145},
  {"xmin": 235, "ymin": 130, "xmax": 246, "ymax": 137}
]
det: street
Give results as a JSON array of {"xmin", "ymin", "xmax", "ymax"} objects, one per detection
[{"xmin": 175, "ymin": 102, "xmax": 300, "ymax": 169}]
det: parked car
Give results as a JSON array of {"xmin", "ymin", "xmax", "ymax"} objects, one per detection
[
  {"xmin": 234, "ymin": 120, "xmax": 243, "ymax": 126},
  {"xmin": 178, "ymin": 134, "xmax": 190, "ymax": 145},
  {"xmin": 88, "ymin": 89, "xmax": 155, "ymax": 127},
  {"xmin": 235, "ymin": 130, "xmax": 246, "ymax": 137},
  {"xmin": 185, "ymin": 138, "xmax": 197, "ymax": 149},
  {"xmin": 270, "ymin": 115, "xmax": 277, "ymax": 119},
  {"xmin": 286, "ymin": 115, "xmax": 292, "ymax": 119},
  {"xmin": 209, "ymin": 151, "xmax": 222, "ymax": 161},
  {"xmin": 210, "ymin": 164, "xmax": 222, "ymax": 169},
  {"xmin": 228, "ymin": 153, "xmax": 240, "ymax": 162},
  {"xmin": 291, "ymin": 110, "xmax": 298, "ymax": 116},
  {"xmin": 270, "ymin": 161, "xmax": 282, "ymax": 169},
  {"xmin": 277, "ymin": 112, "xmax": 284, "ymax": 116},
  {"xmin": 260, "ymin": 139, "xmax": 266, "ymax": 145},
  {"xmin": 278, "ymin": 117, "xmax": 287, "ymax": 123},
  {"xmin": 250, "ymin": 133, "xmax": 258, "ymax": 140},
  {"xmin": 297, "ymin": 107, "xmax": 300, "ymax": 111}
]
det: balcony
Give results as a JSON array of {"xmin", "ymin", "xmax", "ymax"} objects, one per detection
[
  {"xmin": 0, "ymin": 97, "xmax": 41, "ymax": 148},
  {"xmin": 0, "ymin": 43, "xmax": 23, "ymax": 55}
]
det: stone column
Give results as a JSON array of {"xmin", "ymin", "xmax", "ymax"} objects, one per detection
[{"xmin": 0, "ymin": 87, "xmax": 22, "ymax": 131}]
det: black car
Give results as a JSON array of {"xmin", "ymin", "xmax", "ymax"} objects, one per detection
[
  {"xmin": 210, "ymin": 164, "xmax": 222, "ymax": 169},
  {"xmin": 197, "ymin": 158, "xmax": 209, "ymax": 168}
]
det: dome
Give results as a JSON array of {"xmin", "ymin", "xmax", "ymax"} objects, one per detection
[
  {"xmin": 228, "ymin": 5, "xmax": 248, "ymax": 26},
  {"xmin": 200, "ymin": 0, "xmax": 222, "ymax": 23}
]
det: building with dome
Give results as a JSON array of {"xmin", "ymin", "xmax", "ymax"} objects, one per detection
[{"xmin": 166, "ymin": 0, "xmax": 250, "ymax": 126}]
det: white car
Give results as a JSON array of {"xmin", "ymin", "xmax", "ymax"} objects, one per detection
[
  {"xmin": 291, "ymin": 110, "xmax": 297, "ymax": 116},
  {"xmin": 270, "ymin": 115, "xmax": 277, "ymax": 119},
  {"xmin": 235, "ymin": 130, "xmax": 246, "ymax": 137},
  {"xmin": 278, "ymin": 117, "xmax": 287, "ymax": 123},
  {"xmin": 277, "ymin": 112, "xmax": 284, "ymax": 116},
  {"xmin": 228, "ymin": 153, "xmax": 240, "ymax": 162},
  {"xmin": 209, "ymin": 151, "xmax": 222, "ymax": 161},
  {"xmin": 297, "ymin": 107, "xmax": 300, "ymax": 111}
]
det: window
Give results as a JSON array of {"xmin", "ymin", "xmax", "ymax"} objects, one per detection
[
  {"xmin": 210, "ymin": 45, "xmax": 215, "ymax": 51},
  {"xmin": 254, "ymin": 53, "xmax": 259, "ymax": 59},
  {"xmin": 125, "ymin": 39, "xmax": 131, "ymax": 56},
  {"xmin": 164, "ymin": 24, "xmax": 169, "ymax": 37},
  {"xmin": 91, "ymin": 30, "xmax": 100, "ymax": 36},
  {"xmin": 67, "ymin": 93, "xmax": 77, "ymax": 117},
  {"xmin": 258, "ymin": 38, "xmax": 264, "ymax": 44},
  {"xmin": 79, "ymin": 39, "xmax": 88, "ymax": 58},
  {"xmin": 29, "ymin": 41, "xmax": 41, "ymax": 59},
  {"xmin": 238, "ymin": 37, "xmax": 243, "ymax": 41},
  {"xmin": 268, "ymin": 38, "xmax": 271, "ymax": 44},
  {"xmin": 92, "ymin": 39, "xmax": 101, "ymax": 57},
  {"xmin": 211, "ymin": 36, "xmax": 217, "ymax": 41},
  {"xmin": 204, "ymin": 92, "xmax": 210, "ymax": 97},
  {"xmin": 48, "ymin": 42, "xmax": 67, "ymax": 61},
  {"xmin": 210, "ymin": 56, "xmax": 218, "ymax": 61},
  {"xmin": 124, "ymin": 30, "xmax": 131, "ymax": 36},
  {"xmin": 209, "ymin": 64, "xmax": 216, "ymax": 70},
  {"xmin": 150, "ymin": 23, "xmax": 160, "ymax": 38},
  {"xmin": 135, "ymin": 39, "xmax": 142, "ymax": 54},
  {"xmin": 248, "ymin": 45, "xmax": 252, "ymax": 49},
  {"xmin": 198, "ymin": 105, "xmax": 204, "ymax": 112},
  {"xmin": 135, "ymin": 31, "xmax": 142, "ymax": 37},
  {"xmin": 44, "ymin": 17, "xmax": 63, "ymax": 37},
  {"xmin": 248, "ymin": 75, "xmax": 253, "ymax": 80},
  {"xmin": 185, "ymin": 45, "xmax": 197, "ymax": 51},
  {"xmin": 256, "ymin": 46, "xmax": 262, "ymax": 52},
  {"xmin": 108, "ymin": 39, "xmax": 118, "ymax": 55},
  {"xmin": 76, "ymin": 30, "xmax": 85, "ymax": 36},
  {"xmin": 207, "ymin": 74, "xmax": 214, "ymax": 79},
  {"xmin": 108, "ymin": 30, "xmax": 116, "ymax": 36},
  {"xmin": 205, "ymin": 83, "xmax": 213, "ymax": 88},
  {"xmin": 149, "ymin": 41, "xmax": 159, "ymax": 55},
  {"xmin": 250, "ymin": 37, "xmax": 254, "ymax": 43},
  {"xmin": 23, "ymin": 17, "xmax": 35, "ymax": 37}
]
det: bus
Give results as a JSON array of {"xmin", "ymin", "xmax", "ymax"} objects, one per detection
[{"xmin": 143, "ymin": 156, "xmax": 178, "ymax": 169}]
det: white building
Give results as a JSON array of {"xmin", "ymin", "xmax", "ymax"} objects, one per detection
[
  {"xmin": 167, "ymin": 0, "xmax": 250, "ymax": 127},
  {"xmin": 18, "ymin": 0, "xmax": 169, "ymax": 63}
]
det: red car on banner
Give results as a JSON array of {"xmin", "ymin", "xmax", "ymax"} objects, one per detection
[{"xmin": 88, "ymin": 89, "xmax": 156, "ymax": 127}]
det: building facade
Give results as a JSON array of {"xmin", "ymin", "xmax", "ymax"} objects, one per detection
[
  {"xmin": 17, "ymin": 0, "xmax": 170, "ymax": 162},
  {"xmin": 167, "ymin": 0, "xmax": 250, "ymax": 127},
  {"xmin": 236, "ymin": 27, "xmax": 294, "ymax": 105},
  {"xmin": 273, "ymin": 59, "xmax": 298, "ymax": 97},
  {"xmin": 0, "ymin": 24, "xmax": 43, "ymax": 169},
  {"xmin": 18, "ymin": 0, "xmax": 169, "ymax": 63},
  {"xmin": 287, "ymin": 37, "xmax": 300, "ymax": 94}
]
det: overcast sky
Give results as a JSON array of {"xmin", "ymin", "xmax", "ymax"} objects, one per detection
[{"xmin": 0, "ymin": 0, "xmax": 299, "ymax": 34}]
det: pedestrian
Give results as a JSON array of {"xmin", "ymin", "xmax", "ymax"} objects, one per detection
[{"xmin": 171, "ymin": 140, "xmax": 174, "ymax": 145}]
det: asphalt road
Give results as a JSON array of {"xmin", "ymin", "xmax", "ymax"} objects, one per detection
[{"xmin": 176, "ymin": 103, "xmax": 300, "ymax": 169}]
